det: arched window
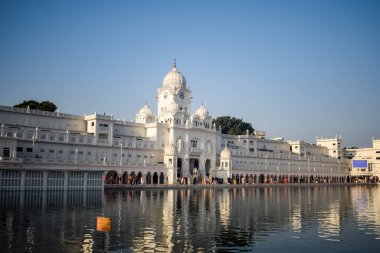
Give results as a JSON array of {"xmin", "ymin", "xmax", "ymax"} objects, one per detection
[
  {"xmin": 206, "ymin": 141, "xmax": 212, "ymax": 153},
  {"xmin": 191, "ymin": 139, "xmax": 198, "ymax": 149},
  {"xmin": 177, "ymin": 138, "xmax": 183, "ymax": 153}
]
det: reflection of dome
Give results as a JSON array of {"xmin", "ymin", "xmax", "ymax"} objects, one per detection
[
  {"xmin": 163, "ymin": 60, "xmax": 186, "ymax": 89},
  {"xmin": 195, "ymin": 104, "xmax": 209, "ymax": 120},
  {"xmin": 220, "ymin": 145, "xmax": 231, "ymax": 159}
]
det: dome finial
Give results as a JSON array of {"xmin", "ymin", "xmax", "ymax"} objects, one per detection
[{"xmin": 173, "ymin": 58, "xmax": 176, "ymax": 68}]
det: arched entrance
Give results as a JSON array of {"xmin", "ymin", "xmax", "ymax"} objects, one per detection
[
  {"xmin": 205, "ymin": 159, "xmax": 211, "ymax": 177},
  {"xmin": 153, "ymin": 172, "xmax": 159, "ymax": 184},
  {"xmin": 259, "ymin": 174, "xmax": 265, "ymax": 183},
  {"xmin": 136, "ymin": 172, "xmax": 142, "ymax": 184},
  {"xmin": 189, "ymin": 158, "xmax": 199, "ymax": 175},
  {"xmin": 105, "ymin": 171, "xmax": 118, "ymax": 184},
  {"xmin": 177, "ymin": 158, "xmax": 183, "ymax": 179},
  {"xmin": 122, "ymin": 171, "xmax": 128, "ymax": 184},
  {"xmin": 146, "ymin": 172, "xmax": 152, "ymax": 184},
  {"xmin": 129, "ymin": 171, "xmax": 136, "ymax": 184},
  {"xmin": 159, "ymin": 172, "xmax": 165, "ymax": 184}
]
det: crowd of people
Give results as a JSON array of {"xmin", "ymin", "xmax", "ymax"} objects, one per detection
[{"xmin": 105, "ymin": 174, "xmax": 379, "ymax": 185}]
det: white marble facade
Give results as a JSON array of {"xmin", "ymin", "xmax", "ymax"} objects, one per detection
[{"xmin": 0, "ymin": 61, "xmax": 379, "ymax": 186}]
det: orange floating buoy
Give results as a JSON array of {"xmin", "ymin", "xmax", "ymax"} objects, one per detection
[{"xmin": 97, "ymin": 216, "xmax": 111, "ymax": 232}]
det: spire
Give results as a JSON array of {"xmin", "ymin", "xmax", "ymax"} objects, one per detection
[{"xmin": 173, "ymin": 58, "xmax": 176, "ymax": 68}]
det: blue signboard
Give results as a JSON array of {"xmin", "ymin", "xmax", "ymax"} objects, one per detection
[{"xmin": 352, "ymin": 160, "xmax": 367, "ymax": 168}]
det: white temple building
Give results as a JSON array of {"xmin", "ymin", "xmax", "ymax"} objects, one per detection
[{"xmin": 0, "ymin": 61, "xmax": 379, "ymax": 189}]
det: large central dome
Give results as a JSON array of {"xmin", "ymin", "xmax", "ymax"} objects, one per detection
[{"xmin": 163, "ymin": 60, "xmax": 186, "ymax": 89}]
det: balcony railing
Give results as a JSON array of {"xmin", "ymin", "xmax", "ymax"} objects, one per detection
[{"xmin": 0, "ymin": 157, "xmax": 165, "ymax": 168}]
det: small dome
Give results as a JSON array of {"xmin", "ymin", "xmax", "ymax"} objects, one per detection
[
  {"xmin": 137, "ymin": 103, "xmax": 154, "ymax": 117},
  {"xmin": 220, "ymin": 144, "xmax": 231, "ymax": 159},
  {"xmin": 195, "ymin": 104, "xmax": 209, "ymax": 120},
  {"xmin": 135, "ymin": 103, "xmax": 156, "ymax": 123},
  {"xmin": 163, "ymin": 60, "xmax": 186, "ymax": 89}
]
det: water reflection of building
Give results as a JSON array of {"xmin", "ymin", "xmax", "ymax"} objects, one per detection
[
  {"xmin": 162, "ymin": 189, "xmax": 174, "ymax": 252},
  {"xmin": 352, "ymin": 186, "xmax": 380, "ymax": 238},
  {"xmin": 2, "ymin": 187, "xmax": 380, "ymax": 252},
  {"xmin": 0, "ymin": 190, "xmax": 102, "ymax": 210},
  {"xmin": 290, "ymin": 203, "xmax": 302, "ymax": 234},
  {"xmin": 317, "ymin": 201, "xmax": 341, "ymax": 241},
  {"xmin": 0, "ymin": 190, "xmax": 102, "ymax": 252},
  {"xmin": 82, "ymin": 233, "xmax": 94, "ymax": 253},
  {"xmin": 101, "ymin": 187, "xmax": 380, "ymax": 251},
  {"xmin": 218, "ymin": 189, "xmax": 231, "ymax": 226}
]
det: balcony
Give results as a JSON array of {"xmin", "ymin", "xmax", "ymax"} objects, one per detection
[{"xmin": 189, "ymin": 147, "xmax": 202, "ymax": 155}]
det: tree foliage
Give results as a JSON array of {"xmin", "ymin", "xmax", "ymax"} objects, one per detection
[
  {"xmin": 212, "ymin": 116, "xmax": 254, "ymax": 135},
  {"xmin": 14, "ymin": 100, "xmax": 57, "ymax": 112}
]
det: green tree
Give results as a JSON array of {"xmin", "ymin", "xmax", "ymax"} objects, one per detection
[
  {"xmin": 39, "ymin": 100, "xmax": 57, "ymax": 112},
  {"xmin": 212, "ymin": 116, "xmax": 254, "ymax": 135},
  {"xmin": 14, "ymin": 100, "xmax": 57, "ymax": 112},
  {"xmin": 14, "ymin": 100, "xmax": 40, "ymax": 110}
]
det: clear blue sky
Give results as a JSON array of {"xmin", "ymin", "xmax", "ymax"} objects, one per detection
[{"xmin": 1, "ymin": 0, "xmax": 379, "ymax": 148}]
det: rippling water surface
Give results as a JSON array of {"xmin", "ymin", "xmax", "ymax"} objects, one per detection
[{"xmin": 1, "ymin": 185, "xmax": 380, "ymax": 252}]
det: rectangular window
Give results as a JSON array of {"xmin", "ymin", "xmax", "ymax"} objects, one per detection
[
  {"xmin": 49, "ymin": 149, "xmax": 55, "ymax": 153},
  {"xmin": 17, "ymin": 147, "xmax": 23, "ymax": 152},
  {"xmin": 87, "ymin": 152, "xmax": 92, "ymax": 155},
  {"xmin": 40, "ymin": 149, "xmax": 45, "ymax": 152},
  {"xmin": 27, "ymin": 131, "xmax": 34, "ymax": 139},
  {"xmin": 99, "ymin": 134, "xmax": 108, "ymax": 139},
  {"xmin": 58, "ymin": 150, "xmax": 63, "ymax": 154},
  {"xmin": 26, "ymin": 148, "xmax": 33, "ymax": 152}
]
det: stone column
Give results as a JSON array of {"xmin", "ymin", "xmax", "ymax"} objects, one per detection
[
  {"xmin": 20, "ymin": 170, "xmax": 25, "ymax": 191},
  {"xmin": 83, "ymin": 172, "xmax": 88, "ymax": 189},
  {"xmin": 64, "ymin": 171, "xmax": 69, "ymax": 190},
  {"xmin": 167, "ymin": 168, "xmax": 175, "ymax": 184},
  {"xmin": 43, "ymin": 171, "xmax": 48, "ymax": 190}
]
